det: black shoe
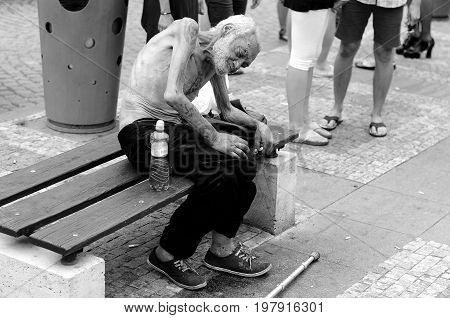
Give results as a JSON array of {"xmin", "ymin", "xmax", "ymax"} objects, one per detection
[
  {"xmin": 147, "ymin": 248, "xmax": 207, "ymax": 290},
  {"xmin": 403, "ymin": 38, "xmax": 435, "ymax": 59},
  {"xmin": 203, "ymin": 242, "xmax": 272, "ymax": 277},
  {"xmin": 395, "ymin": 32, "xmax": 419, "ymax": 55},
  {"xmin": 279, "ymin": 29, "xmax": 288, "ymax": 42}
]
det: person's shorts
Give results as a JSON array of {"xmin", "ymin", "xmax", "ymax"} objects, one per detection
[{"xmin": 335, "ymin": 0, "xmax": 404, "ymax": 49}]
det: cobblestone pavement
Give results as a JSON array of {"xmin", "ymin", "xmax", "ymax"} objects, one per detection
[
  {"xmin": 339, "ymin": 238, "xmax": 450, "ymax": 298},
  {"xmin": 0, "ymin": 0, "xmax": 450, "ymax": 298}
]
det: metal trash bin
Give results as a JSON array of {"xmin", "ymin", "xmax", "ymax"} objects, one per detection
[
  {"xmin": 37, "ymin": 0, "xmax": 128, "ymax": 133},
  {"xmin": 433, "ymin": 0, "xmax": 450, "ymax": 19}
]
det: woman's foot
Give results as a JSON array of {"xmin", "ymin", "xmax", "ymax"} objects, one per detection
[
  {"xmin": 294, "ymin": 129, "xmax": 329, "ymax": 146},
  {"xmin": 403, "ymin": 38, "xmax": 435, "ymax": 59},
  {"xmin": 319, "ymin": 114, "xmax": 343, "ymax": 131},
  {"xmin": 396, "ymin": 32, "xmax": 420, "ymax": 55},
  {"xmin": 279, "ymin": 29, "xmax": 288, "ymax": 42},
  {"xmin": 311, "ymin": 122, "xmax": 332, "ymax": 139},
  {"xmin": 355, "ymin": 58, "xmax": 376, "ymax": 70},
  {"xmin": 369, "ymin": 122, "xmax": 387, "ymax": 137},
  {"xmin": 313, "ymin": 64, "xmax": 334, "ymax": 78}
]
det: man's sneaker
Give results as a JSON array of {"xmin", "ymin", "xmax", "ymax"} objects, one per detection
[
  {"xmin": 203, "ymin": 242, "xmax": 272, "ymax": 277},
  {"xmin": 147, "ymin": 248, "xmax": 207, "ymax": 290}
]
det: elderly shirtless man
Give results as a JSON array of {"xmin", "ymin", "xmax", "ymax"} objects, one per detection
[{"xmin": 118, "ymin": 15, "xmax": 274, "ymax": 290}]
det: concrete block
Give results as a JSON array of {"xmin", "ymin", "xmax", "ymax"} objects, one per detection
[
  {"xmin": 244, "ymin": 151, "xmax": 297, "ymax": 235},
  {"xmin": 0, "ymin": 233, "xmax": 105, "ymax": 297}
]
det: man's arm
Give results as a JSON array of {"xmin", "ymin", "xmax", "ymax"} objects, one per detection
[
  {"xmin": 158, "ymin": 0, "xmax": 174, "ymax": 31},
  {"xmin": 164, "ymin": 19, "xmax": 250, "ymax": 159},
  {"xmin": 210, "ymin": 74, "xmax": 274, "ymax": 155}
]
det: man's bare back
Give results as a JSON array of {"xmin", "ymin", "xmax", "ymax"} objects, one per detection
[{"xmin": 120, "ymin": 16, "xmax": 273, "ymax": 159}]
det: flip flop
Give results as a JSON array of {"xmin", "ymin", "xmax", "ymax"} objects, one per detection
[
  {"xmin": 369, "ymin": 122, "xmax": 387, "ymax": 137},
  {"xmin": 355, "ymin": 60, "xmax": 397, "ymax": 71},
  {"xmin": 311, "ymin": 122, "xmax": 332, "ymax": 139},
  {"xmin": 294, "ymin": 130, "xmax": 329, "ymax": 146},
  {"xmin": 355, "ymin": 59, "xmax": 375, "ymax": 70},
  {"xmin": 320, "ymin": 115, "xmax": 343, "ymax": 131}
]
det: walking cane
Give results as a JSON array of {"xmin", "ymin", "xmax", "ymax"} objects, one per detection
[{"xmin": 265, "ymin": 252, "xmax": 320, "ymax": 298}]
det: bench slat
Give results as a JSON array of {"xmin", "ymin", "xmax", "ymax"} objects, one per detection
[
  {"xmin": 0, "ymin": 159, "xmax": 145, "ymax": 237},
  {"xmin": 0, "ymin": 132, "xmax": 122, "ymax": 207},
  {"xmin": 29, "ymin": 177, "xmax": 194, "ymax": 255}
]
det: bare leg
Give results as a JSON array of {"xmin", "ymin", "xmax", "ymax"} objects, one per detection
[
  {"xmin": 316, "ymin": 12, "xmax": 336, "ymax": 69},
  {"xmin": 277, "ymin": 1, "xmax": 288, "ymax": 32},
  {"xmin": 287, "ymin": 66, "xmax": 330, "ymax": 143},
  {"xmin": 371, "ymin": 43, "xmax": 394, "ymax": 135},
  {"xmin": 321, "ymin": 41, "xmax": 360, "ymax": 129},
  {"xmin": 156, "ymin": 245, "xmax": 175, "ymax": 261},
  {"xmin": 210, "ymin": 231, "xmax": 235, "ymax": 257},
  {"xmin": 419, "ymin": 0, "xmax": 433, "ymax": 41},
  {"xmin": 287, "ymin": 9, "xmax": 292, "ymax": 53}
]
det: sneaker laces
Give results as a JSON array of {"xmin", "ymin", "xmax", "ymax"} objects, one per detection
[
  {"xmin": 234, "ymin": 243, "xmax": 256, "ymax": 270},
  {"xmin": 174, "ymin": 259, "xmax": 199, "ymax": 274}
]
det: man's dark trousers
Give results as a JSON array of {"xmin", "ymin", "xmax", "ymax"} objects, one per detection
[{"xmin": 118, "ymin": 119, "xmax": 258, "ymax": 259}]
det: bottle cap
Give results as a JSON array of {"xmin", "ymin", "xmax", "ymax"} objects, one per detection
[{"xmin": 155, "ymin": 120, "xmax": 164, "ymax": 131}]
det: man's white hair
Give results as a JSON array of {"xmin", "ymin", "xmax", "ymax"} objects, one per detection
[{"xmin": 211, "ymin": 15, "xmax": 258, "ymax": 37}]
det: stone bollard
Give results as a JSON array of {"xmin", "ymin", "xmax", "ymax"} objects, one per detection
[{"xmin": 244, "ymin": 151, "xmax": 298, "ymax": 235}]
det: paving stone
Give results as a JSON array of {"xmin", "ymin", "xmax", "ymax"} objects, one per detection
[
  {"xmin": 396, "ymin": 274, "xmax": 417, "ymax": 288},
  {"xmin": 361, "ymin": 273, "xmax": 382, "ymax": 285},
  {"xmin": 434, "ymin": 277, "xmax": 450, "ymax": 288},
  {"xmin": 399, "ymin": 290, "xmax": 416, "ymax": 298},
  {"xmin": 410, "ymin": 256, "xmax": 442, "ymax": 277},
  {"xmin": 383, "ymin": 284, "xmax": 406, "ymax": 297},
  {"xmin": 406, "ymin": 279, "xmax": 431, "ymax": 295},
  {"xmin": 351, "ymin": 282, "xmax": 371, "ymax": 292},
  {"xmin": 418, "ymin": 283, "xmax": 446, "ymax": 298},
  {"xmin": 426, "ymin": 263, "xmax": 448, "ymax": 277},
  {"xmin": 416, "ymin": 244, "xmax": 439, "ymax": 256},
  {"xmin": 441, "ymin": 272, "xmax": 450, "ymax": 280},
  {"xmin": 385, "ymin": 267, "xmax": 408, "ymax": 280},
  {"xmin": 373, "ymin": 277, "xmax": 396, "ymax": 290},
  {"xmin": 427, "ymin": 241, "xmax": 444, "ymax": 249}
]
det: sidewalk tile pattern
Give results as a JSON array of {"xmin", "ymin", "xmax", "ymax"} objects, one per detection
[{"xmin": 338, "ymin": 238, "xmax": 450, "ymax": 298}]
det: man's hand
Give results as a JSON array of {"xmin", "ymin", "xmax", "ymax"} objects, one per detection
[
  {"xmin": 158, "ymin": 14, "xmax": 174, "ymax": 32},
  {"xmin": 408, "ymin": 0, "xmax": 421, "ymax": 26},
  {"xmin": 251, "ymin": 0, "xmax": 262, "ymax": 9},
  {"xmin": 212, "ymin": 132, "xmax": 251, "ymax": 160},
  {"xmin": 254, "ymin": 122, "xmax": 274, "ymax": 156}
]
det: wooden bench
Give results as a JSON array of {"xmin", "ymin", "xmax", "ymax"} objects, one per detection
[{"xmin": 0, "ymin": 126, "xmax": 297, "ymax": 297}]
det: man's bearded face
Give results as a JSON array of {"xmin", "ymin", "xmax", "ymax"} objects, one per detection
[{"xmin": 212, "ymin": 32, "xmax": 260, "ymax": 75}]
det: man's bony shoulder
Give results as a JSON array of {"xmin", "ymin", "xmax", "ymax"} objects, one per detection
[{"xmin": 172, "ymin": 18, "xmax": 199, "ymax": 35}]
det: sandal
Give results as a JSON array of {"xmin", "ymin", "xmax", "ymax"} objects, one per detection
[
  {"xmin": 311, "ymin": 122, "xmax": 332, "ymax": 139},
  {"xmin": 355, "ymin": 59, "xmax": 375, "ymax": 70},
  {"xmin": 320, "ymin": 115, "xmax": 343, "ymax": 131},
  {"xmin": 369, "ymin": 122, "xmax": 387, "ymax": 137},
  {"xmin": 355, "ymin": 60, "xmax": 397, "ymax": 71},
  {"xmin": 294, "ymin": 130, "xmax": 329, "ymax": 146}
]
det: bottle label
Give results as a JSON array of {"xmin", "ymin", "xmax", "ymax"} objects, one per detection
[{"xmin": 151, "ymin": 141, "xmax": 168, "ymax": 157}]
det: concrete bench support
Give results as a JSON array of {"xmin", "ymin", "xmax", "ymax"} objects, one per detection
[
  {"xmin": 0, "ymin": 233, "xmax": 105, "ymax": 297},
  {"xmin": 245, "ymin": 150, "xmax": 298, "ymax": 235}
]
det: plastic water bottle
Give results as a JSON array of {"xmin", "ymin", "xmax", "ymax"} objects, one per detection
[{"xmin": 149, "ymin": 120, "xmax": 170, "ymax": 191}]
